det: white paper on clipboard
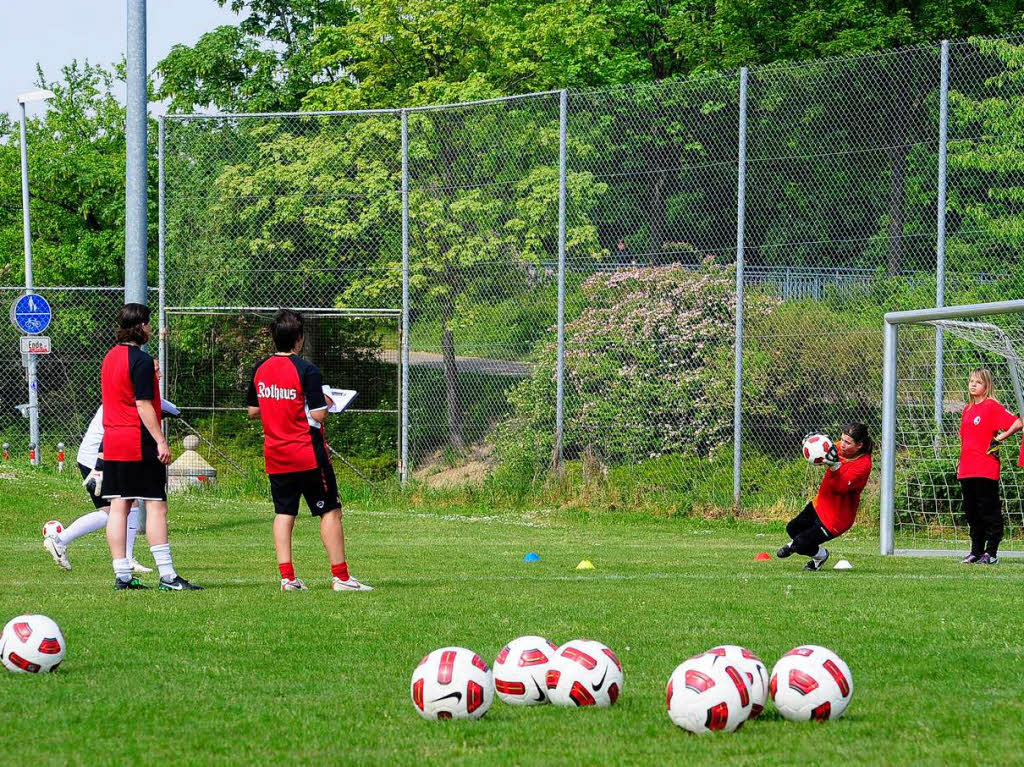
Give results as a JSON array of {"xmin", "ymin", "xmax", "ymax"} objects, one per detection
[{"xmin": 321, "ymin": 386, "xmax": 357, "ymax": 413}]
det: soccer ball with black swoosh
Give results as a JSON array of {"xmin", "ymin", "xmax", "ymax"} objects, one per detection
[
  {"xmin": 1, "ymin": 614, "xmax": 66, "ymax": 674},
  {"xmin": 493, "ymin": 635, "xmax": 559, "ymax": 706},
  {"xmin": 410, "ymin": 646, "xmax": 494, "ymax": 721},
  {"xmin": 545, "ymin": 639, "xmax": 623, "ymax": 708},
  {"xmin": 769, "ymin": 645, "xmax": 853, "ymax": 722},
  {"xmin": 666, "ymin": 651, "xmax": 753, "ymax": 734}
]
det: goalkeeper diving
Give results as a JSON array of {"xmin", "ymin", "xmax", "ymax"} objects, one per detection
[{"xmin": 776, "ymin": 423, "xmax": 873, "ymax": 571}]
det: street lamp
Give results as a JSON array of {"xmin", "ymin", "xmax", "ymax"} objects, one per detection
[{"xmin": 17, "ymin": 88, "xmax": 54, "ymax": 466}]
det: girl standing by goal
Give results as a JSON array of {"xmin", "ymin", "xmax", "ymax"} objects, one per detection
[
  {"xmin": 776, "ymin": 423, "xmax": 873, "ymax": 571},
  {"xmin": 957, "ymin": 368, "xmax": 1022, "ymax": 564}
]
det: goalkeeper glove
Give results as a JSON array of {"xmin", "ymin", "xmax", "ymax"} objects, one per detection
[
  {"xmin": 83, "ymin": 469, "xmax": 103, "ymax": 497},
  {"xmin": 986, "ymin": 438, "xmax": 1002, "ymax": 456},
  {"xmin": 823, "ymin": 444, "xmax": 841, "ymax": 470}
]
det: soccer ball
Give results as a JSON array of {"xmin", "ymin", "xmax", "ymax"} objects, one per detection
[
  {"xmin": 769, "ymin": 645, "xmax": 854, "ymax": 722},
  {"xmin": 546, "ymin": 639, "xmax": 623, "ymax": 708},
  {"xmin": 410, "ymin": 646, "xmax": 494, "ymax": 720},
  {"xmin": 42, "ymin": 520, "xmax": 63, "ymax": 538},
  {"xmin": 706, "ymin": 645, "xmax": 769, "ymax": 719},
  {"xmin": 802, "ymin": 433, "xmax": 833, "ymax": 464},
  {"xmin": 493, "ymin": 635, "xmax": 559, "ymax": 706},
  {"xmin": 1, "ymin": 614, "xmax": 66, "ymax": 674},
  {"xmin": 666, "ymin": 652, "xmax": 753, "ymax": 734}
]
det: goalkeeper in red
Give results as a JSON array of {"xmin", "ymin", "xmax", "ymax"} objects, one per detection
[{"xmin": 776, "ymin": 423, "xmax": 873, "ymax": 571}]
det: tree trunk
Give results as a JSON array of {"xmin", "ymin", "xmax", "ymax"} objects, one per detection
[
  {"xmin": 440, "ymin": 298, "xmax": 466, "ymax": 454},
  {"xmin": 649, "ymin": 170, "xmax": 668, "ymax": 264}
]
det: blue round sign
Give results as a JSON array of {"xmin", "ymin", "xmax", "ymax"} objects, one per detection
[{"xmin": 10, "ymin": 293, "xmax": 52, "ymax": 335}]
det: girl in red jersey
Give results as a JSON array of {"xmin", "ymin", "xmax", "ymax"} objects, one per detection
[
  {"xmin": 776, "ymin": 423, "xmax": 873, "ymax": 571},
  {"xmin": 957, "ymin": 368, "xmax": 1022, "ymax": 564}
]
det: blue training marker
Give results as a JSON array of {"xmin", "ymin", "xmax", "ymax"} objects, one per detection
[{"xmin": 523, "ymin": 552, "xmax": 540, "ymax": 563}]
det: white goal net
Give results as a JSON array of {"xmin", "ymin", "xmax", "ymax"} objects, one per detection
[{"xmin": 881, "ymin": 300, "xmax": 1024, "ymax": 557}]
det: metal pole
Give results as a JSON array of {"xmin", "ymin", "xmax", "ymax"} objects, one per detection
[
  {"xmin": 158, "ymin": 117, "xmax": 167, "ymax": 433},
  {"xmin": 125, "ymin": 0, "xmax": 148, "ymax": 305},
  {"xmin": 880, "ymin": 320, "xmax": 898, "ymax": 556},
  {"xmin": 732, "ymin": 68, "xmax": 749, "ymax": 509},
  {"xmin": 553, "ymin": 90, "xmax": 568, "ymax": 473},
  {"xmin": 400, "ymin": 109, "xmax": 410, "ymax": 484},
  {"xmin": 933, "ymin": 40, "xmax": 950, "ymax": 447},
  {"xmin": 19, "ymin": 101, "xmax": 40, "ymax": 465}
]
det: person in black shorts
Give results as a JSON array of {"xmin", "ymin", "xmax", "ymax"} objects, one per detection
[
  {"xmin": 100, "ymin": 303, "xmax": 200, "ymax": 591},
  {"xmin": 247, "ymin": 309, "xmax": 372, "ymax": 592}
]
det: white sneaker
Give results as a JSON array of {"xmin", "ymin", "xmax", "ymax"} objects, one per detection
[
  {"xmin": 332, "ymin": 576, "xmax": 373, "ymax": 591},
  {"xmin": 44, "ymin": 535, "xmax": 71, "ymax": 571},
  {"xmin": 129, "ymin": 559, "xmax": 153, "ymax": 574},
  {"xmin": 281, "ymin": 577, "xmax": 307, "ymax": 591}
]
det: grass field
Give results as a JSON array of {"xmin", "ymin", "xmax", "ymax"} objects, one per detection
[{"xmin": 2, "ymin": 466, "xmax": 1023, "ymax": 767}]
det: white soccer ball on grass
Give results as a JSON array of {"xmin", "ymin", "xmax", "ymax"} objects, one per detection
[
  {"xmin": 42, "ymin": 520, "xmax": 63, "ymax": 538},
  {"xmin": 410, "ymin": 646, "xmax": 494, "ymax": 720},
  {"xmin": 666, "ymin": 652, "xmax": 753, "ymax": 733},
  {"xmin": 706, "ymin": 645, "xmax": 769, "ymax": 719},
  {"xmin": 493, "ymin": 635, "xmax": 559, "ymax": 705},
  {"xmin": 770, "ymin": 644, "xmax": 854, "ymax": 722},
  {"xmin": 1, "ymin": 614, "xmax": 66, "ymax": 674},
  {"xmin": 546, "ymin": 639, "xmax": 623, "ymax": 707}
]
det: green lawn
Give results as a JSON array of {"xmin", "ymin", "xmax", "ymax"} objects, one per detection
[{"xmin": 1, "ymin": 466, "xmax": 1023, "ymax": 767}]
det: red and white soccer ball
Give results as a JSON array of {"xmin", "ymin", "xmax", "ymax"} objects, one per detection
[
  {"xmin": 802, "ymin": 434, "xmax": 833, "ymax": 465},
  {"xmin": 493, "ymin": 635, "xmax": 558, "ymax": 706},
  {"xmin": 706, "ymin": 645, "xmax": 769, "ymax": 719},
  {"xmin": 769, "ymin": 645, "xmax": 854, "ymax": 722},
  {"xmin": 410, "ymin": 646, "xmax": 494, "ymax": 721},
  {"xmin": 42, "ymin": 520, "xmax": 63, "ymax": 538},
  {"xmin": 546, "ymin": 639, "xmax": 623, "ymax": 708},
  {"xmin": 1, "ymin": 614, "xmax": 66, "ymax": 674},
  {"xmin": 666, "ymin": 652, "xmax": 753, "ymax": 734}
]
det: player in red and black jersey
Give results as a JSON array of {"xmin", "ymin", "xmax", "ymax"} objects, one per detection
[
  {"xmin": 777, "ymin": 423, "xmax": 873, "ymax": 571},
  {"xmin": 247, "ymin": 309, "xmax": 372, "ymax": 592},
  {"xmin": 100, "ymin": 303, "xmax": 200, "ymax": 591}
]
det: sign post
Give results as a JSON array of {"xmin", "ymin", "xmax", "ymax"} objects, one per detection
[{"xmin": 10, "ymin": 292, "xmax": 51, "ymax": 465}]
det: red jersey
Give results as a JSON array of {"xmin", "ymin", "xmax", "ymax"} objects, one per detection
[
  {"xmin": 958, "ymin": 398, "xmax": 1018, "ymax": 480},
  {"xmin": 247, "ymin": 354, "xmax": 328, "ymax": 474},
  {"xmin": 100, "ymin": 344, "xmax": 161, "ymax": 461},
  {"xmin": 813, "ymin": 453, "xmax": 872, "ymax": 536}
]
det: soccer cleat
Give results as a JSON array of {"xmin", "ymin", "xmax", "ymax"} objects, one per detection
[
  {"xmin": 961, "ymin": 553, "xmax": 981, "ymax": 564},
  {"xmin": 332, "ymin": 576, "xmax": 373, "ymax": 592},
  {"xmin": 281, "ymin": 577, "xmax": 308, "ymax": 591},
  {"xmin": 776, "ymin": 544, "xmax": 793, "ymax": 559},
  {"xmin": 44, "ymin": 535, "xmax": 72, "ymax": 571},
  {"xmin": 803, "ymin": 548, "xmax": 829, "ymax": 571},
  {"xmin": 129, "ymin": 559, "xmax": 154, "ymax": 574},
  {"xmin": 114, "ymin": 577, "xmax": 149, "ymax": 590},
  {"xmin": 158, "ymin": 575, "xmax": 203, "ymax": 591},
  {"xmin": 977, "ymin": 554, "xmax": 998, "ymax": 565}
]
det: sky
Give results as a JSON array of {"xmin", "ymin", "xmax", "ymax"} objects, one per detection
[{"xmin": 1, "ymin": 0, "xmax": 243, "ymax": 117}]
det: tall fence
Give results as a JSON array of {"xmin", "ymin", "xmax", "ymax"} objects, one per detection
[{"xmin": 6, "ymin": 35, "xmax": 1022, "ymax": 516}]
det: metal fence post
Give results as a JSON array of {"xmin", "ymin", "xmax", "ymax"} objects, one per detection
[
  {"xmin": 933, "ymin": 40, "xmax": 950, "ymax": 445},
  {"xmin": 400, "ymin": 109, "xmax": 410, "ymax": 484},
  {"xmin": 18, "ymin": 99, "xmax": 41, "ymax": 464},
  {"xmin": 125, "ymin": 0, "xmax": 148, "ymax": 306},
  {"xmin": 553, "ymin": 89, "xmax": 568, "ymax": 473},
  {"xmin": 158, "ymin": 116, "xmax": 167, "ymax": 426},
  {"xmin": 732, "ymin": 68, "xmax": 749, "ymax": 510},
  {"xmin": 880, "ymin": 319, "xmax": 897, "ymax": 555}
]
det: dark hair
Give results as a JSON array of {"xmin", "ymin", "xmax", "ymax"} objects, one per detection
[
  {"xmin": 115, "ymin": 303, "xmax": 151, "ymax": 344},
  {"xmin": 270, "ymin": 309, "xmax": 304, "ymax": 352},
  {"xmin": 841, "ymin": 422, "xmax": 873, "ymax": 455}
]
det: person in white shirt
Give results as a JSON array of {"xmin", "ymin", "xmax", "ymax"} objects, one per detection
[{"xmin": 43, "ymin": 397, "xmax": 179, "ymax": 573}]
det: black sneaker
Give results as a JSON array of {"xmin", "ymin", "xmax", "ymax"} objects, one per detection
[
  {"xmin": 803, "ymin": 548, "xmax": 830, "ymax": 571},
  {"xmin": 158, "ymin": 575, "xmax": 203, "ymax": 591},
  {"xmin": 776, "ymin": 544, "xmax": 793, "ymax": 559},
  {"xmin": 114, "ymin": 577, "xmax": 149, "ymax": 590}
]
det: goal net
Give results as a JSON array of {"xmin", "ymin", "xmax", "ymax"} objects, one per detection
[{"xmin": 880, "ymin": 300, "xmax": 1024, "ymax": 557}]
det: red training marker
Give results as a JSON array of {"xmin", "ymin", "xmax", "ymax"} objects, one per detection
[{"xmin": 754, "ymin": 551, "xmax": 771, "ymax": 561}]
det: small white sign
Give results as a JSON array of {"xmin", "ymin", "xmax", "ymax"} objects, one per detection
[{"xmin": 20, "ymin": 336, "xmax": 51, "ymax": 354}]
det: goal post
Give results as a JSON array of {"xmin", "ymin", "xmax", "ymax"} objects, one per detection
[{"xmin": 881, "ymin": 299, "xmax": 1024, "ymax": 557}]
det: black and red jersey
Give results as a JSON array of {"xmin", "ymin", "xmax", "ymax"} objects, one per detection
[
  {"xmin": 100, "ymin": 344, "xmax": 161, "ymax": 461},
  {"xmin": 247, "ymin": 354, "xmax": 328, "ymax": 474}
]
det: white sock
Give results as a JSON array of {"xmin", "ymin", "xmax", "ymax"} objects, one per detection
[
  {"xmin": 126, "ymin": 506, "xmax": 140, "ymax": 561},
  {"xmin": 814, "ymin": 546, "xmax": 828, "ymax": 561},
  {"xmin": 57, "ymin": 510, "xmax": 108, "ymax": 546},
  {"xmin": 150, "ymin": 543, "xmax": 177, "ymax": 581},
  {"xmin": 113, "ymin": 557, "xmax": 131, "ymax": 581}
]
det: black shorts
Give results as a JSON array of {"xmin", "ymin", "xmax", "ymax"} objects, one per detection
[
  {"xmin": 102, "ymin": 456, "xmax": 168, "ymax": 502},
  {"xmin": 78, "ymin": 462, "xmax": 109, "ymax": 510},
  {"xmin": 269, "ymin": 462, "xmax": 340, "ymax": 517}
]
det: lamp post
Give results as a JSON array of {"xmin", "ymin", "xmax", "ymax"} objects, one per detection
[{"xmin": 17, "ymin": 89, "xmax": 55, "ymax": 466}]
